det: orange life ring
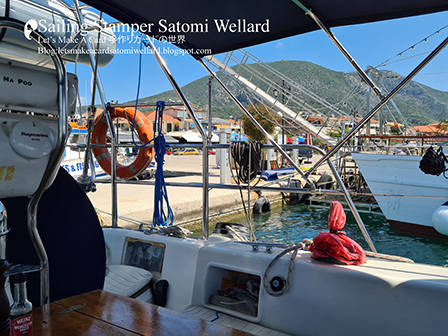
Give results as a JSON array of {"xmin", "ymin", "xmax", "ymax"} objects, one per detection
[{"xmin": 91, "ymin": 107, "xmax": 154, "ymax": 179}]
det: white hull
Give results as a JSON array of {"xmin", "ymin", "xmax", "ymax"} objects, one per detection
[
  {"xmin": 61, "ymin": 157, "xmax": 106, "ymax": 180},
  {"xmin": 62, "ymin": 146, "xmax": 107, "ymax": 179},
  {"xmin": 352, "ymin": 153, "xmax": 448, "ymax": 239}
]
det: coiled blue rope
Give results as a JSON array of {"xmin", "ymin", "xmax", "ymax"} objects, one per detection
[{"xmin": 153, "ymin": 101, "xmax": 174, "ymax": 226}]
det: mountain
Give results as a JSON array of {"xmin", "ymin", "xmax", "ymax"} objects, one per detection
[{"xmin": 125, "ymin": 60, "xmax": 448, "ymax": 125}]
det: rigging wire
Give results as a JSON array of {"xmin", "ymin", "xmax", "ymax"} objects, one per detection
[
  {"xmin": 376, "ymin": 24, "xmax": 448, "ymax": 68},
  {"xmin": 130, "ymin": 33, "xmax": 154, "ymax": 148},
  {"xmin": 379, "ymin": 51, "xmax": 431, "ymax": 67},
  {"xmin": 241, "ymin": 89, "xmax": 287, "ymax": 131}
]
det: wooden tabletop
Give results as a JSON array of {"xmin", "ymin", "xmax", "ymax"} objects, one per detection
[{"xmin": 33, "ymin": 290, "xmax": 253, "ymax": 336}]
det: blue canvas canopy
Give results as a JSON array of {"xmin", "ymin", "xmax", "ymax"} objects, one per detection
[{"xmin": 82, "ymin": 0, "xmax": 448, "ymax": 58}]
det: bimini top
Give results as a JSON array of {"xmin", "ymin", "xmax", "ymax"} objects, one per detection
[{"xmin": 82, "ymin": 0, "xmax": 448, "ymax": 58}]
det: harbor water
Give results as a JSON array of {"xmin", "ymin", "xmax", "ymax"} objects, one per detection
[{"xmin": 234, "ymin": 203, "xmax": 448, "ymax": 267}]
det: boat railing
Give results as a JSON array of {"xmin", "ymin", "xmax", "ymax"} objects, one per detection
[{"xmin": 352, "ymin": 135, "xmax": 448, "ymax": 156}]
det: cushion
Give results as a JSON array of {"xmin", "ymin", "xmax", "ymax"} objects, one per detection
[{"xmin": 104, "ymin": 265, "xmax": 152, "ymax": 297}]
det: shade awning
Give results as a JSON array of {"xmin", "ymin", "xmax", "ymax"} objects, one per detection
[
  {"xmin": 83, "ymin": 0, "xmax": 448, "ymax": 58},
  {"xmin": 164, "ymin": 135, "xmax": 179, "ymax": 144}
]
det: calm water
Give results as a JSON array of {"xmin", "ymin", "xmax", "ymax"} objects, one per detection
[{"xmin": 234, "ymin": 203, "xmax": 448, "ymax": 267}]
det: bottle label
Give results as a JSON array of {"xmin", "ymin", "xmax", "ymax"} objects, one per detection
[{"xmin": 10, "ymin": 314, "xmax": 33, "ymax": 336}]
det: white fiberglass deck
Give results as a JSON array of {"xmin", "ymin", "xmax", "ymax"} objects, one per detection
[{"xmin": 103, "ymin": 228, "xmax": 448, "ymax": 336}]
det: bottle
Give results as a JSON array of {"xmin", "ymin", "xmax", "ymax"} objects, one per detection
[
  {"xmin": 9, "ymin": 274, "xmax": 32, "ymax": 336},
  {"xmin": 0, "ymin": 260, "xmax": 9, "ymax": 336}
]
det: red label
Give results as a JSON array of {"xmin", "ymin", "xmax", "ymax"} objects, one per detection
[{"xmin": 10, "ymin": 314, "xmax": 33, "ymax": 336}]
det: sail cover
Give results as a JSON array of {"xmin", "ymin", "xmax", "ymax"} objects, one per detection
[{"xmin": 82, "ymin": 0, "xmax": 448, "ymax": 58}]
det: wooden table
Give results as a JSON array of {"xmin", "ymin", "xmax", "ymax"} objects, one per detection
[{"xmin": 33, "ymin": 290, "xmax": 252, "ymax": 335}]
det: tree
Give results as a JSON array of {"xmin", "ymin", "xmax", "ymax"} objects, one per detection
[
  {"xmin": 390, "ymin": 126, "xmax": 404, "ymax": 135},
  {"xmin": 242, "ymin": 104, "xmax": 278, "ymax": 142},
  {"xmin": 438, "ymin": 120, "xmax": 448, "ymax": 134}
]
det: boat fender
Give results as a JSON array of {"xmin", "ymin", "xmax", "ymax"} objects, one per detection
[
  {"xmin": 91, "ymin": 107, "xmax": 154, "ymax": 179},
  {"xmin": 286, "ymin": 179, "xmax": 302, "ymax": 205},
  {"xmin": 316, "ymin": 174, "xmax": 333, "ymax": 189},
  {"xmin": 432, "ymin": 201, "xmax": 448, "ymax": 236},
  {"xmin": 253, "ymin": 196, "xmax": 271, "ymax": 214},
  {"xmin": 309, "ymin": 201, "xmax": 367, "ymax": 265},
  {"xmin": 300, "ymin": 180, "xmax": 316, "ymax": 204}
]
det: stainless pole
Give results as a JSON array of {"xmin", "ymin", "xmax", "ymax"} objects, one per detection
[
  {"xmin": 199, "ymin": 59, "xmax": 315, "ymax": 187},
  {"xmin": 247, "ymin": 145, "xmax": 255, "ymax": 241},
  {"xmin": 80, "ymin": 11, "xmax": 102, "ymax": 183},
  {"xmin": 326, "ymin": 159, "xmax": 377, "ymax": 252},
  {"xmin": 207, "ymin": 77, "xmax": 213, "ymax": 142},
  {"xmin": 29, "ymin": 40, "xmax": 67, "ymax": 307},
  {"xmin": 305, "ymin": 144, "xmax": 376, "ymax": 251},
  {"xmin": 291, "ymin": 0, "xmax": 383, "ymax": 99},
  {"xmin": 73, "ymin": 0, "xmax": 118, "ymax": 227},
  {"xmin": 309, "ymin": 35, "xmax": 448, "ymax": 175},
  {"xmin": 143, "ymin": 38, "xmax": 206, "ymax": 139},
  {"xmin": 379, "ymin": 76, "xmax": 384, "ymax": 139},
  {"xmin": 201, "ymin": 78, "xmax": 212, "ymax": 239},
  {"xmin": 366, "ymin": 75, "xmax": 371, "ymax": 139}
]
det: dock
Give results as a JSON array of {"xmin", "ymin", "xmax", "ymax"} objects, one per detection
[
  {"xmin": 87, "ymin": 154, "xmax": 353, "ymax": 228},
  {"xmin": 88, "ymin": 154, "xmax": 279, "ymax": 228}
]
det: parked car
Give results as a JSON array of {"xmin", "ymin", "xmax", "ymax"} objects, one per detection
[
  {"xmin": 208, "ymin": 149, "xmax": 216, "ymax": 155},
  {"xmin": 173, "ymin": 148, "xmax": 200, "ymax": 155}
]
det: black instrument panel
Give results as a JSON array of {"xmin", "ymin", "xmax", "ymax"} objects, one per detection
[{"xmin": 123, "ymin": 238, "xmax": 165, "ymax": 277}]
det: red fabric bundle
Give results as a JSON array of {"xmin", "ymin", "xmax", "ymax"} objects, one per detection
[{"xmin": 309, "ymin": 201, "xmax": 366, "ymax": 265}]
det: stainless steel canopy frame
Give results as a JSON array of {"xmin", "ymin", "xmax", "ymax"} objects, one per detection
[
  {"xmin": 199, "ymin": 60, "xmax": 377, "ymax": 252},
  {"xmin": 65, "ymin": 1, "xmax": 446, "ymax": 252},
  {"xmin": 289, "ymin": 0, "xmax": 448, "ymax": 176}
]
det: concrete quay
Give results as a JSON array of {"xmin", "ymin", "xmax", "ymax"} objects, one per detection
[{"xmin": 87, "ymin": 154, "xmax": 331, "ymax": 228}]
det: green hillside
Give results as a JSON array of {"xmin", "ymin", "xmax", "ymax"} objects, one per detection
[{"xmin": 126, "ymin": 60, "xmax": 448, "ymax": 125}]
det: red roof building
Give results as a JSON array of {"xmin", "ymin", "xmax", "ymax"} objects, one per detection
[
  {"xmin": 410, "ymin": 123, "xmax": 444, "ymax": 136},
  {"xmin": 144, "ymin": 111, "xmax": 181, "ymax": 133}
]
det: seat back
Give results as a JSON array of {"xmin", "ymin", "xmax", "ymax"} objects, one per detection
[{"xmin": 3, "ymin": 168, "xmax": 106, "ymax": 306}]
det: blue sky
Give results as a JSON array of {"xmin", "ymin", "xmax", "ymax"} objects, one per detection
[{"xmin": 67, "ymin": 10, "xmax": 448, "ymax": 106}]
